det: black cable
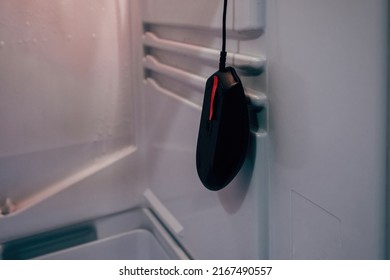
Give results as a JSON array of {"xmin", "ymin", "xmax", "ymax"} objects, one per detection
[
  {"xmin": 222, "ymin": 0, "xmax": 227, "ymax": 53},
  {"xmin": 219, "ymin": 0, "xmax": 228, "ymax": 71}
]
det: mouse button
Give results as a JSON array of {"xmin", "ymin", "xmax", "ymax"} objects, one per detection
[{"xmin": 209, "ymin": 75, "xmax": 219, "ymax": 121}]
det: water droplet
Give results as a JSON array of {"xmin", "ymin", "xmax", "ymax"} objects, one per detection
[
  {"xmin": 1, "ymin": 198, "xmax": 16, "ymax": 216},
  {"xmin": 0, "ymin": 41, "xmax": 5, "ymax": 48},
  {"xmin": 67, "ymin": 34, "xmax": 72, "ymax": 42},
  {"xmin": 26, "ymin": 21, "xmax": 31, "ymax": 26},
  {"xmin": 91, "ymin": 33, "xmax": 96, "ymax": 39}
]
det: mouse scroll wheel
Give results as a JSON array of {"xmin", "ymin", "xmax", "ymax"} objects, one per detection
[{"xmin": 209, "ymin": 75, "xmax": 219, "ymax": 121}]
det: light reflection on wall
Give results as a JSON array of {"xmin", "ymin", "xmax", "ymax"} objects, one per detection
[{"xmin": 0, "ymin": 0, "xmax": 135, "ymax": 203}]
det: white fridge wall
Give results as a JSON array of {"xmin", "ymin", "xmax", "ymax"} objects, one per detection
[
  {"xmin": 141, "ymin": 0, "xmax": 265, "ymax": 33},
  {"xmin": 139, "ymin": 0, "xmax": 268, "ymax": 259},
  {"xmin": 0, "ymin": 0, "xmax": 388, "ymax": 260},
  {"xmin": 139, "ymin": 0, "xmax": 389, "ymax": 259},
  {"xmin": 0, "ymin": 0, "xmax": 269, "ymax": 259},
  {"xmin": 0, "ymin": 0, "xmax": 145, "ymax": 241},
  {"xmin": 266, "ymin": 0, "xmax": 388, "ymax": 259}
]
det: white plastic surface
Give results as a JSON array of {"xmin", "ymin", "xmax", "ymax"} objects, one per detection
[
  {"xmin": 143, "ymin": 32, "xmax": 265, "ymax": 75},
  {"xmin": 33, "ymin": 207, "xmax": 184, "ymax": 260},
  {"xmin": 0, "ymin": 0, "xmax": 387, "ymax": 261},
  {"xmin": 266, "ymin": 0, "xmax": 388, "ymax": 259},
  {"xmin": 38, "ymin": 230, "xmax": 170, "ymax": 260},
  {"xmin": 142, "ymin": 87, "xmax": 268, "ymax": 259},
  {"xmin": 138, "ymin": 0, "xmax": 268, "ymax": 259},
  {"xmin": 141, "ymin": 0, "xmax": 264, "ymax": 33},
  {"xmin": 0, "ymin": 0, "xmax": 145, "ymax": 242}
]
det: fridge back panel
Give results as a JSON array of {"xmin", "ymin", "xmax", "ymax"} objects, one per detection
[{"xmin": 139, "ymin": 0, "xmax": 268, "ymax": 259}]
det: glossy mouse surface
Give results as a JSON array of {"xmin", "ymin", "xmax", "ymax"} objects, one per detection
[{"xmin": 196, "ymin": 67, "xmax": 249, "ymax": 191}]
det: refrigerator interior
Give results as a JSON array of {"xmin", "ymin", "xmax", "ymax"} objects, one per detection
[{"xmin": 0, "ymin": 0, "xmax": 388, "ymax": 259}]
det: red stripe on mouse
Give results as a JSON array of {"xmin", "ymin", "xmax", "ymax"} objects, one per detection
[{"xmin": 209, "ymin": 75, "xmax": 219, "ymax": 121}]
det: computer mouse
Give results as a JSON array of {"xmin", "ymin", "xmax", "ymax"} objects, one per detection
[{"xmin": 196, "ymin": 66, "xmax": 250, "ymax": 191}]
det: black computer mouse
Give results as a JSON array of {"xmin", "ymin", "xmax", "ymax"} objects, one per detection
[{"xmin": 196, "ymin": 66, "xmax": 250, "ymax": 191}]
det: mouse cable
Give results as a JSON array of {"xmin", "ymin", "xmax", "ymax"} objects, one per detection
[{"xmin": 219, "ymin": 0, "xmax": 228, "ymax": 71}]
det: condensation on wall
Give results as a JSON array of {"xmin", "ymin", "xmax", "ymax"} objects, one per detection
[{"xmin": 0, "ymin": 0, "xmax": 143, "ymax": 241}]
